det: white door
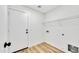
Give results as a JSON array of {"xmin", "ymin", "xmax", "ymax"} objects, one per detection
[
  {"xmin": 8, "ymin": 9, "xmax": 29, "ymax": 53},
  {"xmin": 0, "ymin": 6, "xmax": 8, "ymax": 53}
]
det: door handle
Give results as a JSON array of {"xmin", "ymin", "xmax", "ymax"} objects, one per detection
[
  {"xmin": 4, "ymin": 42, "xmax": 7, "ymax": 48},
  {"xmin": 4, "ymin": 42, "xmax": 11, "ymax": 48},
  {"xmin": 8, "ymin": 42, "xmax": 11, "ymax": 47}
]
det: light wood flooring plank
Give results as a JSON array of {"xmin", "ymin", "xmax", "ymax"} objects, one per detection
[{"xmin": 15, "ymin": 42, "xmax": 64, "ymax": 53}]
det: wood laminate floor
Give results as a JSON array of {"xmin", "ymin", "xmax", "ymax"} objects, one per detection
[{"xmin": 16, "ymin": 42, "xmax": 64, "ymax": 53}]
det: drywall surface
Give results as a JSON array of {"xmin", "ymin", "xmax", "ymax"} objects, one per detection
[
  {"xmin": 8, "ymin": 5, "xmax": 45, "ymax": 47},
  {"xmin": 44, "ymin": 5, "xmax": 79, "ymax": 52},
  {"xmin": 45, "ymin": 5, "xmax": 79, "ymax": 22}
]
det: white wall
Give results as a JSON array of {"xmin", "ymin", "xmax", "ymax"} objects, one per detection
[
  {"xmin": 8, "ymin": 5, "xmax": 45, "ymax": 47},
  {"xmin": 44, "ymin": 5, "xmax": 79, "ymax": 52},
  {"xmin": 45, "ymin": 5, "xmax": 79, "ymax": 22}
]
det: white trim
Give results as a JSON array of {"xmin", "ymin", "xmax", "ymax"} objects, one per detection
[
  {"xmin": 8, "ymin": 7, "xmax": 26, "ymax": 14},
  {"xmin": 43, "ymin": 15, "xmax": 79, "ymax": 24}
]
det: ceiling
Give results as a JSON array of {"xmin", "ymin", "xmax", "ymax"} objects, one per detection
[{"xmin": 24, "ymin": 5, "xmax": 60, "ymax": 13}]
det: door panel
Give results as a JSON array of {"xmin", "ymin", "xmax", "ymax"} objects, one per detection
[{"xmin": 9, "ymin": 9, "xmax": 28, "ymax": 52}]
